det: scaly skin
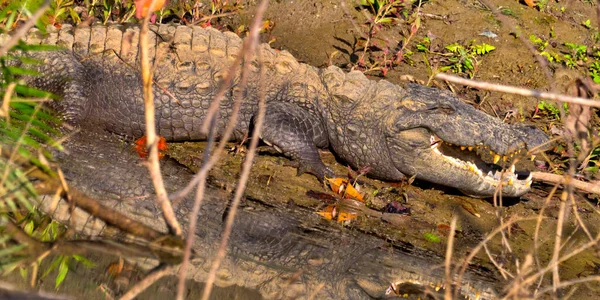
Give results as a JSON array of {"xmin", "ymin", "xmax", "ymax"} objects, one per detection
[
  {"xmin": 43, "ymin": 130, "xmax": 499, "ymax": 299},
  {"xmin": 10, "ymin": 23, "xmax": 550, "ymax": 197}
]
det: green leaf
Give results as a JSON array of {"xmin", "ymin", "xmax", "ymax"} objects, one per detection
[
  {"xmin": 55, "ymin": 256, "xmax": 70, "ymax": 288},
  {"xmin": 445, "ymin": 43, "xmax": 462, "ymax": 53},
  {"xmin": 24, "ymin": 220, "xmax": 35, "ymax": 235},
  {"xmin": 17, "ymin": 44, "xmax": 60, "ymax": 52},
  {"xmin": 41, "ymin": 256, "xmax": 62, "ymax": 279},
  {"xmin": 0, "ymin": 244, "xmax": 26, "ymax": 257},
  {"xmin": 72, "ymin": 255, "xmax": 96, "ymax": 268},
  {"xmin": 423, "ymin": 232, "xmax": 441, "ymax": 243},
  {"xmin": 13, "ymin": 84, "xmax": 55, "ymax": 99},
  {"xmin": 19, "ymin": 267, "xmax": 28, "ymax": 280},
  {"xmin": 5, "ymin": 66, "xmax": 40, "ymax": 76}
]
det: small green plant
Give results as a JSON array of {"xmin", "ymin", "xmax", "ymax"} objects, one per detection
[
  {"xmin": 590, "ymin": 60, "xmax": 600, "ymax": 84},
  {"xmin": 529, "ymin": 34, "xmax": 548, "ymax": 51},
  {"xmin": 535, "ymin": 100, "xmax": 568, "ymax": 120},
  {"xmin": 439, "ymin": 41, "xmax": 496, "ymax": 78},
  {"xmin": 353, "ymin": 0, "xmax": 421, "ymax": 76},
  {"xmin": 582, "ymin": 19, "xmax": 592, "ymax": 29}
]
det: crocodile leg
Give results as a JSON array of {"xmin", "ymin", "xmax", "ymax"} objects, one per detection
[{"xmin": 259, "ymin": 102, "xmax": 333, "ymax": 180}]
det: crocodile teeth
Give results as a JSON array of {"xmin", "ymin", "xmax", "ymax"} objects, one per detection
[
  {"xmin": 493, "ymin": 154, "xmax": 500, "ymax": 164},
  {"xmin": 429, "ymin": 135, "xmax": 533, "ymax": 189}
]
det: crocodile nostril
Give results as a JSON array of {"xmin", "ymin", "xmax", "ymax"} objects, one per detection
[{"xmin": 516, "ymin": 171, "xmax": 531, "ymax": 180}]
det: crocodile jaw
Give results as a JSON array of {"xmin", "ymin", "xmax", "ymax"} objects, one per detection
[
  {"xmin": 428, "ymin": 135, "xmax": 533, "ymax": 197},
  {"xmin": 387, "ymin": 129, "xmax": 534, "ymax": 197}
]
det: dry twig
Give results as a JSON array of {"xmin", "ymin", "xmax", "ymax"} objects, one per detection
[
  {"xmin": 176, "ymin": 1, "xmax": 269, "ymax": 299},
  {"xmin": 138, "ymin": 0, "xmax": 182, "ymax": 236},
  {"xmin": 119, "ymin": 264, "xmax": 177, "ymax": 300},
  {"xmin": 435, "ymin": 73, "xmax": 600, "ymax": 108},
  {"xmin": 531, "ymin": 172, "xmax": 600, "ymax": 195}
]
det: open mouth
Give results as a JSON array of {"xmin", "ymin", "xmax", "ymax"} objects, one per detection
[{"xmin": 429, "ymin": 135, "xmax": 533, "ymax": 189}]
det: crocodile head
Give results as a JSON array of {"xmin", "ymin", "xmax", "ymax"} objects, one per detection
[{"xmin": 387, "ymin": 84, "xmax": 549, "ymax": 197}]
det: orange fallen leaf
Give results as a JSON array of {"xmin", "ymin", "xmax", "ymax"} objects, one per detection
[
  {"xmin": 134, "ymin": 0, "xmax": 167, "ymax": 19},
  {"xmin": 135, "ymin": 135, "xmax": 167, "ymax": 159},
  {"xmin": 317, "ymin": 205, "xmax": 336, "ymax": 221},
  {"xmin": 524, "ymin": 0, "xmax": 536, "ymax": 8},
  {"xmin": 105, "ymin": 259, "xmax": 124, "ymax": 278},
  {"xmin": 316, "ymin": 205, "xmax": 358, "ymax": 223},
  {"xmin": 326, "ymin": 178, "xmax": 364, "ymax": 202},
  {"xmin": 337, "ymin": 210, "xmax": 358, "ymax": 223}
]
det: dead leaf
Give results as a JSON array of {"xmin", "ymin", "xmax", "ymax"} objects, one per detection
[
  {"xmin": 106, "ymin": 258, "xmax": 124, "ymax": 278},
  {"xmin": 134, "ymin": 0, "xmax": 167, "ymax": 19},
  {"xmin": 317, "ymin": 205, "xmax": 337, "ymax": 221},
  {"xmin": 524, "ymin": 0, "xmax": 536, "ymax": 8},
  {"xmin": 326, "ymin": 178, "xmax": 364, "ymax": 202},
  {"xmin": 316, "ymin": 205, "xmax": 358, "ymax": 223},
  {"xmin": 135, "ymin": 136, "xmax": 168, "ymax": 159}
]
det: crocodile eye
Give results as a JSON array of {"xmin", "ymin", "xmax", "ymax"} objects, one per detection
[{"xmin": 428, "ymin": 104, "xmax": 455, "ymax": 114}]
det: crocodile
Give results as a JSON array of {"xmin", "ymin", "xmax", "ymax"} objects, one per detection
[
  {"xmin": 1, "ymin": 22, "xmax": 552, "ymax": 298},
  {"xmin": 11, "ymin": 22, "xmax": 549, "ymax": 198}
]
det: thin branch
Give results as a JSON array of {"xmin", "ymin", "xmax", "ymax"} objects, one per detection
[
  {"xmin": 454, "ymin": 217, "xmax": 540, "ymax": 294},
  {"xmin": 119, "ymin": 264, "xmax": 177, "ymax": 300},
  {"xmin": 531, "ymin": 172, "xmax": 600, "ymax": 194},
  {"xmin": 435, "ymin": 73, "xmax": 600, "ymax": 108},
  {"xmin": 138, "ymin": 0, "xmax": 182, "ymax": 236},
  {"xmin": 444, "ymin": 216, "xmax": 456, "ymax": 300},
  {"xmin": 176, "ymin": 2, "xmax": 268, "ymax": 298},
  {"xmin": 0, "ymin": 0, "xmax": 51, "ymax": 57},
  {"xmin": 201, "ymin": 31, "xmax": 268, "ymax": 300},
  {"xmin": 32, "ymin": 175, "xmax": 166, "ymax": 241}
]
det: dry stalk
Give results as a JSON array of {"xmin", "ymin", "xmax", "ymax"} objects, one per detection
[
  {"xmin": 175, "ymin": 1, "xmax": 268, "ymax": 299},
  {"xmin": 531, "ymin": 172, "xmax": 600, "ymax": 195},
  {"xmin": 516, "ymin": 231, "xmax": 600, "ymax": 295},
  {"xmin": 454, "ymin": 216, "xmax": 540, "ymax": 296},
  {"xmin": 119, "ymin": 264, "xmax": 176, "ymax": 300},
  {"xmin": 435, "ymin": 73, "xmax": 600, "ymax": 108},
  {"xmin": 532, "ymin": 183, "xmax": 559, "ymax": 294},
  {"xmin": 536, "ymin": 276, "xmax": 600, "ymax": 296},
  {"xmin": 444, "ymin": 216, "xmax": 456, "ymax": 300},
  {"xmin": 551, "ymin": 196, "xmax": 567, "ymax": 293},
  {"xmin": 32, "ymin": 175, "xmax": 165, "ymax": 241},
  {"xmin": 200, "ymin": 4, "xmax": 268, "ymax": 300},
  {"xmin": 139, "ymin": 0, "xmax": 182, "ymax": 236}
]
